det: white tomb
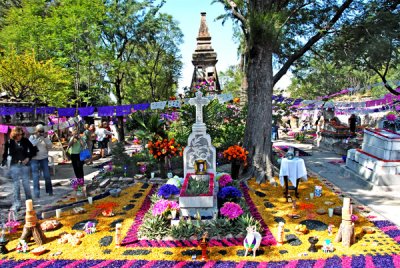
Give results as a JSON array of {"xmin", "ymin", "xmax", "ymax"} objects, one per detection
[{"xmin": 346, "ymin": 128, "xmax": 400, "ymax": 189}]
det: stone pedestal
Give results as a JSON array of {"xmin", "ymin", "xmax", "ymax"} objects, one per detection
[
  {"xmin": 346, "ymin": 129, "xmax": 400, "ymax": 188},
  {"xmin": 179, "ymin": 173, "xmax": 218, "ymax": 219}
]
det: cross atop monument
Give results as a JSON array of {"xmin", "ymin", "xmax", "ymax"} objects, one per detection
[{"xmin": 189, "ymin": 90, "xmax": 210, "ymax": 124}]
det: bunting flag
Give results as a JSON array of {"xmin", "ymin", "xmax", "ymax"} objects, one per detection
[
  {"xmin": 150, "ymin": 101, "xmax": 167, "ymax": 110},
  {"xmin": 58, "ymin": 107, "xmax": 76, "ymax": 117},
  {"xmin": 167, "ymin": 100, "xmax": 181, "ymax": 108},
  {"xmin": 133, "ymin": 103, "xmax": 150, "ymax": 111},
  {"xmin": 217, "ymin": 93, "xmax": 233, "ymax": 104},
  {"xmin": 0, "ymin": 125, "xmax": 8, "ymax": 134},
  {"xmin": 78, "ymin": 106, "xmax": 95, "ymax": 116},
  {"xmin": 116, "ymin": 105, "xmax": 133, "ymax": 116},
  {"xmin": 98, "ymin": 106, "xmax": 115, "ymax": 116},
  {"xmin": 36, "ymin": 106, "xmax": 56, "ymax": 114}
]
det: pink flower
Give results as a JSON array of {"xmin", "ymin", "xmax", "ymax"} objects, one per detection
[
  {"xmin": 220, "ymin": 202, "xmax": 243, "ymax": 219},
  {"xmin": 219, "ymin": 174, "xmax": 233, "ymax": 187},
  {"xmin": 386, "ymin": 113, "xmax": 397, "ymax": 122},
  {"xmin": 152, "ymin": 199, "xmax": 179, "ymax": 216}
]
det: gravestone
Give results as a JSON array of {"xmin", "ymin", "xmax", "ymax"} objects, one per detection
[
  {"xmin": 179, "ymin": 90, "xmax": 218, "ymax": 220},
  {"xmin": 183, "ymin": 90, "xmax": 216, "ymax": 178}
]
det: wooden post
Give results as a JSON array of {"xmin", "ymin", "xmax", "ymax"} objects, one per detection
[
  {"xmin": 20, "ymin": 200, "xmax": 46, "ymax": 245},
  {"xmin": 334, "ymin": 198, "xmax": 355, "ymax": 247}
]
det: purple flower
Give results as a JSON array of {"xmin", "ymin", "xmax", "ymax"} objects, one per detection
[
  {"xmin": 220, "ymin": 202, "xmax": 243, "ymax": 219},
  {"xmin": 139, "ymin": 165, "xmax": 147, "ymax": 174},
  {"xmin": 218, "ymin": 186, "xmax": 242, "ymax": 200},
  {"xmin": 157, "ymin": 184, "xmax": 180, "ymax": 199},
  {"xmin": 218, "ymin": 174, "xmax": 233, "ymax": 187}
]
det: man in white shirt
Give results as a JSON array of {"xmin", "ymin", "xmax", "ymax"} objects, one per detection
[{"xmin": 29, "ymin": 124, "xmax": 53, "ymax": 198}]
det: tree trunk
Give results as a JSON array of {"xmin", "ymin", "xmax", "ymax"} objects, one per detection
[
  {"xmin": 114, "ymin": 77, "xmax": 125, "ymax": 142},
  {"xmin": 243, "ymin": 43, "xmax": 274, "ymax": 184}
]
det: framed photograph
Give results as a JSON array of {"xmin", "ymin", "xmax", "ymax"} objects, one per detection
[{"xmin": 194, "ymin": 160, "xmax": 207, "ymax": 175}]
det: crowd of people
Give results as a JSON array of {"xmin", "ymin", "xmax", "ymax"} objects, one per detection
[{"xmin": 1, "ymin": 121, "xmax": 114, "ymax": 211}]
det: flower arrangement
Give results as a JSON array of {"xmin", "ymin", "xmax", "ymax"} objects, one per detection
[
  {"xmin": 220, "ymin": 202, "xmax": 243, "ymax": 219},
  {"xmin": 386, "ymin": 112, "xmax": 397, "ymax": 122},
  {"xmin": 147, "ymin": 138, "xmax": 184, "ymax": 160},
  {"xmin": 223, "ymin": 145, "xmax": 248, "ymax": 166},
  {"xmin": 157, "ymin": 184, "xmax": 180, "ymax": 199},
  {"xmin": 152, "ymin": 199, "xmax": 179, "ymax": 216},
  {"xmin": 218, "ymin": 186, "xmax": 242, "ymax": 201},
  {"xmin": 191, "ymin": 78, "xmax": 216, "ymax": 94},
  {"xmin": 70, "ymin": 178, "xmax": 84, "ymax": 191},
  {"xmin": 218, "ymin": 174, "xmax": 233, "ymax": 187}
]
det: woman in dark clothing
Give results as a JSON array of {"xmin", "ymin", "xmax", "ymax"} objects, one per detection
[
  {"xmin": 348, "ymin": 114, "xmax": 357, "ymax": 133},
  {"xmin": 2, "ymin": 126, "xmax": 35, "ymax": 211}
]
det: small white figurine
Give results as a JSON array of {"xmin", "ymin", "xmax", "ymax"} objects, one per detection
[
  {"xmin": 243, "ymin": 225, "xmax": 262, "ymax": 257},
  {"xmin": 322, "ymin": 239, "xmax": 334, "ymax": 253},
  {"xmin": 16, "ymin": 240, "xmax": 28, "ymax": 253},
  {"xmin": 277, "ymin": 222, "xmax": 285, "ymax": 246}
]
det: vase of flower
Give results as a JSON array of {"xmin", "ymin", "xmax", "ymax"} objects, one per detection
[
  {"xmin": 223, "ymin": 145, "xmax": 249, "ymax": 180},
  {"xmin": 231, "ymin": 162, "xmax": 241, "ymax": 180}
]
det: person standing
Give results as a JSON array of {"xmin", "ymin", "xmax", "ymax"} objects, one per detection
[
  {"xmin": 348, "ymin": 114, "xmax": 357, "ymax": 133},
  {"xmin": 68, "ymin": 129, "xmax": 85, "ymax": 179},
  {"xmin": 83, "ymin": 124, "xmax": 96, "ymax": 164},
  {"xmin": 2, "ymin": 126, "xmax": 34, "ymax": 211},
  {"xmin": 95, "ymin": 123, "xmax": 113, "ymax": 158},
  {"xmin": 104, "ymin": 121, "xmax": 113, "ymax": 156},
  {"xmin": 29, "ymin": 124, "xmax": 53, "ymax": 197}
]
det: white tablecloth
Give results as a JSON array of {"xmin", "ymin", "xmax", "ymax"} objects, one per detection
[{"xmin": 279, "ymin": 158, "xmax": 307, "ymax": 187}]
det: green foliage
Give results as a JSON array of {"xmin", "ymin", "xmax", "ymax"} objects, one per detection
[
  {"xmin": 294, "ymin": 132, "xmax": 305, "ymax": 142},
  {"xmin": 170, "ymin": 219, "xmax": 200, "ymax": 240},
  {"xmin": 236, "ymin": 214, "xmax": 263, "ymax": 234},
  {"xmin": 219, "ymin": 65, "xmax": 243, "ymax": 96},
  {"xmin": 168, "ymin": 100, "xmax": 247, "ymax": 150},
  {"xmin": 0, "ymin": 47, "xmax": 72, "ymax": 105},
  {"xmin": 185, "ymin": 179, "xmax": 209, "ymax": 196},
  {"xmin": 137, "ymin": 214, "xmax": 170, "ymax": 240},
  {"xmin": 111, "ymin": 142, "xmax": 136, "ymax": 175},
  {"xmin": 208, "ymin": 218, "xmax": 233, "ymax": 237}
]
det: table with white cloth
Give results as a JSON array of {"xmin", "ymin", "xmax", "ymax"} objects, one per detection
[{"xmin": 279, "ymin": 157, "xmax": 308, "ymax": 200}]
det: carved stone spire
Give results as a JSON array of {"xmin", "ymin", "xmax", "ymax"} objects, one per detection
[{"xmin": 191, "ymin": 12, "xmax": 221, "ymax": 93}]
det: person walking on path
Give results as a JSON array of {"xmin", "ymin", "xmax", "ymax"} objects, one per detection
[
  {"xmin": 2, "ymin": 126, "xmax": 35, "ymax": 211},
  {"xmin": 83, "ymin": 124, "xmax": 96, "ymax": 164},
  {"xmin": 29, "ymin": 124, "xmax": 53, "ymax": 198},
  {"xmin": 67, "ymin": 129, "xmax": 85, "ymax": 179},
  {"xmin": 95, "ymin": 123, "xmax": 113, "ymax": 158}
]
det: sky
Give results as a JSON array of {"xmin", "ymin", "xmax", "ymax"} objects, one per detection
[{"xmin": 161, "ymin": 0, "xmax": 291, "ymax": 91}]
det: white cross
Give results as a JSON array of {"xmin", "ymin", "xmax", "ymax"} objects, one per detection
[{"xmin": 189, "ymin": 91, "xmax": 210, "ymax": 124}]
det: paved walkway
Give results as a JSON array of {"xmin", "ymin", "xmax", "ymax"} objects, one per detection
[
  {"xmin": 0, "ymin": 153, "xmax": 112, "ymax": 218},
  {"xmin": 274, "ymin": 138, "xmax": 400, "ymax": 227}
]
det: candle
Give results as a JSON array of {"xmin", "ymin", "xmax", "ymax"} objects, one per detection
[
  {"xmin": 88, "ymin": 197, "xmax": 93, "ymax": 205},
  {"xmin": 115, "ymin": 223, "xmax": 122, "ymax": 247},
  {"xmin": 26, "ymin": 199, "xmax": 33, "ymax": 211},
  {"xmin": 56, "ymin": 209, "xmax": 62, "ymax": 218}
]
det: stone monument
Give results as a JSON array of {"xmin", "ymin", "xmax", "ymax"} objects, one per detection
[
  {"xmin": 179, "ymin": 90, "xmax": 218, "ymax": 219},
  {"xmin": 345, "ymin": 128, "xmax": 400, "ymax": 191},
  {"xmin": 190, "ymin": 12, "xmax": 221, "ymax": 94}
]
